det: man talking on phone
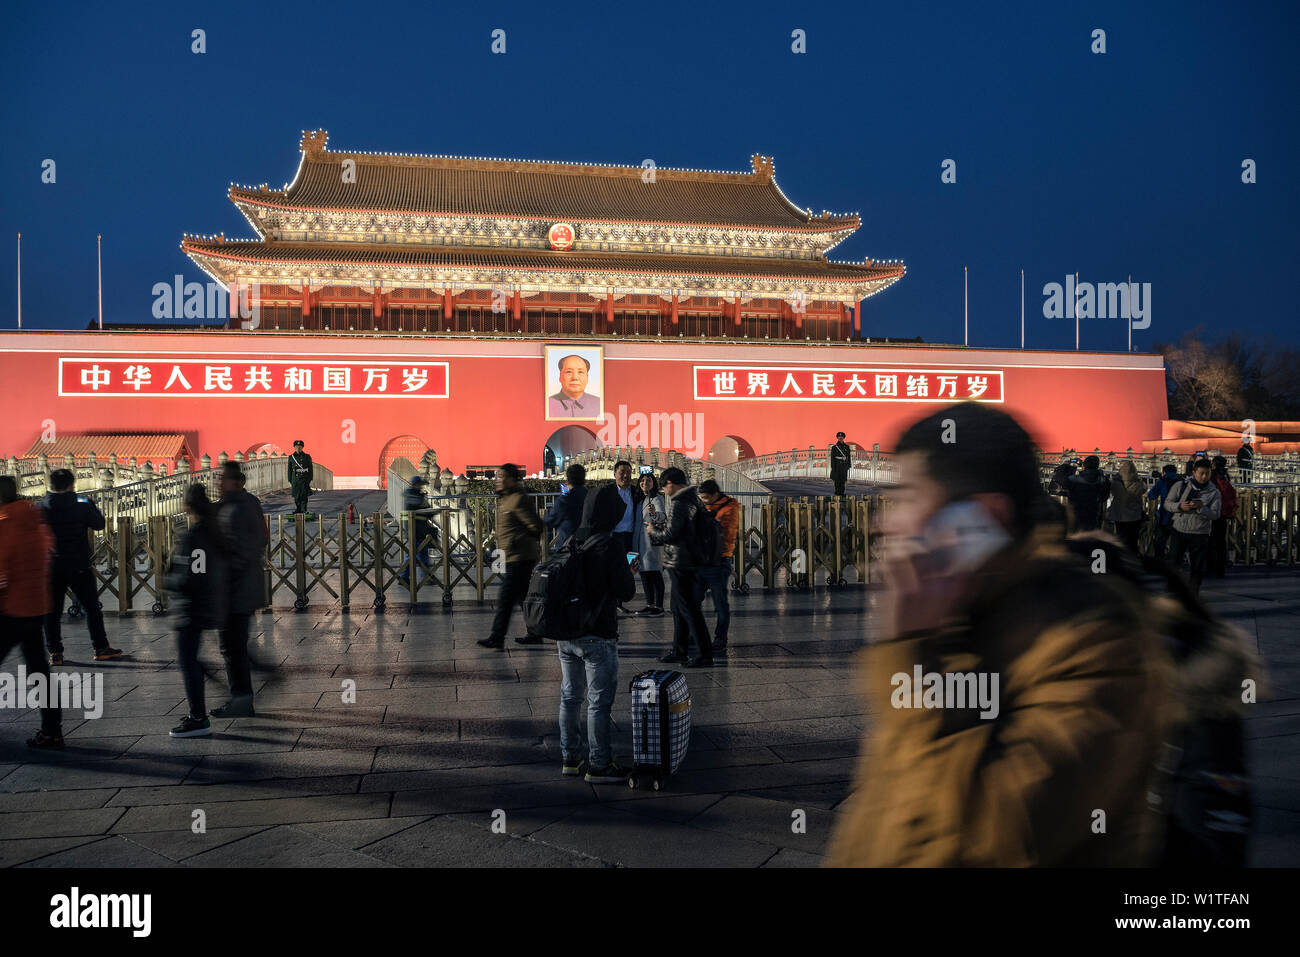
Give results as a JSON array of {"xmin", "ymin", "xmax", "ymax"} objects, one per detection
[
  {"xmin": 1164, "ymin": 457, "xmax": 1220, "ymax": 594},
  {"xmin": 825, "ymin": 403, "xmax": 1168, "ymax": 866}
]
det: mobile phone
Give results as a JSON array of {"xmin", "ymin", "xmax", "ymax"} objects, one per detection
[
  {"xmin": 913, "ymin": 500, "xmax": 1012, "ymax": 578},
  {"xmin": 77, "ymin": 496, "xmax": 89, "ymax": 503},
  {"xmin": 559, "ymin": 483, "xmax": 569, "ymax": 496},
  {"xmin": 626, "ymin": 552, "xmax": 639, "ymax": 565}
]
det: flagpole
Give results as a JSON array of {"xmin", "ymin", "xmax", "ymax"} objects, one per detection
[
  {"xmin": 97, "ymin": 234, "xmax": 103, "ymax": 330},
  {"xmin": 1127, "ymin": 273, "xmax": 1132, "ymax": 352},
  {"xmin": 963, "ymin": 265, "xmax": 968, "ymax": 347},
  {"xmin": 1020, "ymin": 268, "xmax": 1024, "ymax": 349},
  {"xmin": 1074, "ymin": 270, "xmax": 1079, "ymax": 351},
  {"xmin": 16, "ymin": 233, "xmax": 21, "ymax": 330}
]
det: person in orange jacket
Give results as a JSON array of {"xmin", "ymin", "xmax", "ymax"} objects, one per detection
[
  {"xmin": 697, "ymin": 479, "xmax": 740, "ymax": 654},
  {"xmin": 0, "ymin": 476, "xmax": 64, "ymax": 749}
]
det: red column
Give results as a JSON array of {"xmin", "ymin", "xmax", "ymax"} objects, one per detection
[
  {"xmin": 301, "ymin": 284, "xmax": 311, "ymax": 329},
  {"xmin": 228, "ymin": 282, "xmax": 239, "ymax": 329},
  {"xmin": 607, "ymin": 292, "xmax": 615, "ymax": 330},
  {"xmin": 443, "ymin": 288, "xmax": 454, "ymax": 328},
  {"xmin": 512, "ymin": 289, "xmax": 521, "ymax": 326},
  {"xmin": 733, "ymin": 295, "xmax": 742, "ymax": 328},
  {"xmin": 794, "ymin": 298, "xmax": 804, "ymax": 332},
  {"xmin": 856, "ymin": 299, "xmax": 865, "ymax": 337},
  {"xmin": 671, "ymin": 293, "xmax": 679, "ymax": 327},
  {"xmin": 373, "ymin": 287, "xmax": 383, "ymax": 323}
]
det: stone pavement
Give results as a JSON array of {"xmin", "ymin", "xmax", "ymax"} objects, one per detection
[{"xmin": 0, "ymin": 568, "xmax": 1296, "ymax": 868}]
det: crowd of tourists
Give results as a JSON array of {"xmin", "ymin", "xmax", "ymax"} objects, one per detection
[{"xmin": 0, "ymin": 463, "xmax": 268, "ymax": 748}]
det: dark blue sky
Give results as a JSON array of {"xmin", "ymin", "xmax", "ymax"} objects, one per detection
[{"xmin": 3, "ymin": 0, "xmax": 1296, "ymax": 352}]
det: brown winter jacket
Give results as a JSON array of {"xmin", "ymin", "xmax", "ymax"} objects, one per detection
[
  {"xmin": 824, "ymin": 533, "xmax": 1170, "ymax": 867},
  {"xmin": 495, "ymin": 487, "xmax": 543, "ymax": 563}
]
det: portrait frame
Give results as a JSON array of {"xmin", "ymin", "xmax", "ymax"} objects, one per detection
[{"xmin": 544, "ymin": 344, "xmax": 604, "ymax": 422}]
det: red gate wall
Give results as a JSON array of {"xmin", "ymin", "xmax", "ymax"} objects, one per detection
[{"xmin": 0, "ymin": 331, "xmax": 1168, "ymax": 486}]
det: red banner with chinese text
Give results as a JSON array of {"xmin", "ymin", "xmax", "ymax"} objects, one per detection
[
  {"xmin": 693, "ymin": 366, "xmax": 1003, "ymax": 402},
  {"xmin": 58, "ymin": 357, "xmax": 449, "ymax": 398}
]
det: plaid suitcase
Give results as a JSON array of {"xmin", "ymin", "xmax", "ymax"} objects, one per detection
[{"xmin": 628, "ymin": 670, "xmax": 691, "ymax": 790}]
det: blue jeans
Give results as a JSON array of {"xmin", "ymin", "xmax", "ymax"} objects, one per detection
[
  {"xmin": 557, "ymin": 637, "xmax": 619, "ymax": 768},
  {"xmin": 697, "ymin": 558, "xmax": 732, "ymax": 643}
]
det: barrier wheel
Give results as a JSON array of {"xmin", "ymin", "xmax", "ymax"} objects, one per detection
[
  {"xmin": 293, "ymin": 596, "xmax": 308, "ymax": 612},
  {"xmin": 837, "ymin": 577, "xmax": 848, "ymax": 587},
  {"xmin": 151, "ymin": 602, "xmax": 165, "ymax": 616},
  {"xmin": 737, "ymin": 582, "xmax": 750, "ymax": 596},
  {"xmin": 826, "ymin": 573, "xmax": 835, "ymax": 587},
  {"xmin": 651, "ymin": 776, "xmax": 662, "ymax": 792},
  {"xmin": 441, "ymin": 591, "xmax": 453, "ymax": 607},
  {"xmin": 373, "ymin": 594, "xmax": 386, "ymax": 612},
  {"xmin": 628, "ymin": 775, "xmax": 638, "ymax": 790}
]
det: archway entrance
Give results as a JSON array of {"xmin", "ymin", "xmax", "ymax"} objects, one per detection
[
  {"xmin": 544, "ymin": 425, "xmax": 601, "ymax": 474},
  {"xmin": 707, "ymin": 435, "xmax": 756, "ymax": 466},
  {"xmin": 377, "ymin": 434, "xmax": 433, "ymax": 489},
  {"xmin": 245, "ymin": 441, "xmax": 285, "ymax": 459}
]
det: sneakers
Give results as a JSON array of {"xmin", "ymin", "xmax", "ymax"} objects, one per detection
[
  {"xmin": 27, "ymin": 729, "xmax": 65, "ymax": 750},
  {"xmin": 49, "ymin": 652, "xmax": 64, "ymax": 666},
  {"xmin": 170, "ymin": 715, "xmax": 212, "ymax": 738},
  {"xmin": 513, "ymin": 635, "xmax": 544, "ymax": 645},
  {"xmin": 210, "ymin": 698, "xmax": 255, "ymax": 719},
  {"xmin": 561, "ymin": 755, "xmax": 587, "ymax": 776},
  {"xmin": 637, "ymin": 606, "xmax": 664, "ymax": 617},
  {"xmin": 477, "ymin": 636, "xmax": 505, "ymax": 649},
  {"xmin": 92, "ymin": 646, "xmax": 123, "ymax": 661},
  {"xmin": 584, "ymin": 762, "xmax": 630, "ymax": 784}
]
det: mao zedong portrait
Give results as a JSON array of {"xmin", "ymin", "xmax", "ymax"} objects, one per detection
[{"xmin": 548, "ymin": 353, "xmax": 601, "ymax": 419}]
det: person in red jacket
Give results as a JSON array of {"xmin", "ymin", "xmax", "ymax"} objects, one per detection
[
  {"xmin": 0, "ymin": 476, "xmax": 64, "ymax": 749},
  {"xmin": 698, "ymin": 479, "xmax": 740, "ymax": 654}
]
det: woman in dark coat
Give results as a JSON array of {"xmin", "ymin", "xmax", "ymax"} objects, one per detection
[{"xmin": 168, "ymin": 484, "xmax": 229, "ymax": 737}]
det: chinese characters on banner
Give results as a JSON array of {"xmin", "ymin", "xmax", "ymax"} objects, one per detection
[
  {"xmin": 58, "ymin": 358, "xmax": 450, "ymax": 398},
  {"xmin": 693, "ymin": 367, "xmax": 1004, "ymax": 402}
]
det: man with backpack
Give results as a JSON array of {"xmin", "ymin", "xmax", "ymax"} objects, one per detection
[
  {"xmin": 648, "ymin": 467, "xmax": 715, "ymax": 668},
  {"xmin": 544, "ymin": 485, "xmax": 636, "ymax": 783},
  {"xmin": 41, "ymin": 469, "xmax": 122, "ymax": 664},
  {"xmin": 1164, "ymin": 458, "xmax": 1221, "ymax": 594},
  {"xmin": 1147, "ymin": 464, "xmax": 1180, "ymax": 560},
  {"xmin": 1207, "ymin": 456, "xmax": 1237, "ymax": 579}
]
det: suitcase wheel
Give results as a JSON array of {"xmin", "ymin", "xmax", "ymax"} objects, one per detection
[
  {"xmin": 651, "ymin": 776, "xmax": 662, "ymax": 792},
  {"xmin": 628, "ymin": 774, "xmax": 637, "ymax": 790}
]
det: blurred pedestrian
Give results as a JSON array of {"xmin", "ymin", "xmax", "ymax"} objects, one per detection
[
  {"xmin": 213, "ymin": 463, "xmax": 267, "ymax": 717},
  {"xmin": 1107, "ymin": 460, "xmax": 1145, "ymax": 551},
  {"xmin": 825, "ymin": 403, "xmax": 1168, "ymax": 866},
  {"xmin": 649, "ymin": 467, "xmax": 713, "ymax": 668},
  {"xmin": 697, "ymin": 479, "xmax": 739, "ymax": 654},
  {"xmin": 631, "ymin": 472, "xmax": 666, "ymax": 616},
  {"xmin": 1165, "ymin": 458, "xmax": 1220, "ymax": 594},
  {"xmin": 544, "ymin": 463, "xmax": 588, "ymax": 550},
  {"xmin": 1207, "ymin": 456, "xmax": 1237, "ymax": 579},
  {"xmin": 168, "ymin": 484, "xmax": 229, "ymax": 738},
  {"xmin": 0, "ymin": 476, "xmax": 64, "ymax": 749},
  {"xmin": 398, "ymin": 475, "xmax": 437, "ymax": 585},
  {"xmin": 41, "ymin": 469, "xmax": 121, "ymax": 664},
  {"xmin": 1147, "ymin": 464, "xmax": 1180, "ymax": 559},
  {"xmin": 479, "ymin": 463, "xmax": 543, "ymax": 648},
  {"xmin": 1236, "ymin": 439, "xmax": 1253, "ymax": 480},
  {"xmin": 1066, "ymin": 455, "xmax": 1110, "ymax": 531}
]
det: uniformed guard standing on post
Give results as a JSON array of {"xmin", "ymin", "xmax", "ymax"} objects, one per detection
[{"xmin": 289, "ymin": 440, "xmax": 314, "ymax": 514}]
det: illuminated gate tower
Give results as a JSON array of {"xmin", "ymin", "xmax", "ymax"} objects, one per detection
[{"xmin": 182, "ymin": 130, "xmax": 905, "ymax": 340}]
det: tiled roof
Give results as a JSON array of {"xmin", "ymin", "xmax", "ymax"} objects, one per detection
[
  {"xmin": 183, "ymin": 240, "xmax": 902, "ymax": 284},
  {"xmin": 26, "ymin": 434, "xmax": 194, "ymax": 462},
  {"xmin": 228, "ymin": 132, "xmax": 857, "ymax": 231}
]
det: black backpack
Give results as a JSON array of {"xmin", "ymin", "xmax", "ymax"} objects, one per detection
[
  {"xmin": 522, "ymin": 540, "xmax": 598, "ymax": 640},
  {"xmin": 1064, "ymin": 537, "xmax": 1254, "ymax": 866}
]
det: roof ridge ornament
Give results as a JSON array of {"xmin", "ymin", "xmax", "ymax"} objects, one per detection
[
  {"xmin": 750, "ymin": 155, "xmax": 775, "ymax": 181},
  {"xmin": 301, "ymin": 129, "xmax": 329, "ymax": 154}
]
